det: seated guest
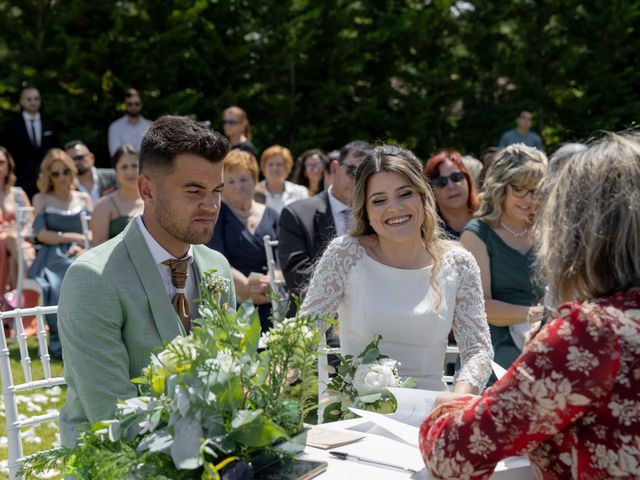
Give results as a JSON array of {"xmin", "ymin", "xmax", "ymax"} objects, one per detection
[
  {"xmin": 222, "ymin": 106, "xmax": 257, "ymax": 157},
  {"xmin": 206, "ymin": 149, "xmax": 280, "ymax": 331},
  {"xmin": 58, "ymin": 116, "xmax": 235, "ymax": 447},
  {"xmin": 421, "ymin": 131, "xmax": 640, "ymax": 479},
  {"xmin": 29, "ymin": 149, "xmax": 92, "ymax": 359},
  {"xmin": 259, "ymin": 145, "xmax": 308, "ymax": 214},
  {"xmin": 301, "ymin": 145, "xmax": 492, "ymax": 392},
  {"xmin": 292, "ymin": 149, "xmax": 330, "ymax": 196},
  {"xmin": 0, "ymin": 146, "xmax": 35, "ymax": 293},
  {"xmin": 460, "ymin": 144, "xmax": 547, "ymax": 375},
  {"xmin": 423, "ymin": 149, "xmax": 479, "ymax": 240},
  {"xmin": 91, "ymin": 145, "xmax": 144, "ymax": 245},
  {"xmin": 65, "ymin": 140, "xmax": 117, "ymax": 206}
]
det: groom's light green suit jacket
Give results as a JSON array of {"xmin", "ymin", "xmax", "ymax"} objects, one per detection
[{"xmin": 58, "ymin": 219, "xmax": 235, "ymax": 446}]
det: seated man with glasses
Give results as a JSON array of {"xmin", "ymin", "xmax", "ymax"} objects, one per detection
[
  {"xmin": 107, "ymin": 88, "xmax": 152, "ymax": 156},
  {"xmin": 65, "ymin": 140, "xmax": 117, "ymax": 206}
]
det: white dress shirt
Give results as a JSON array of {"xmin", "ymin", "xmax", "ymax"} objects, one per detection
[
  {"xmin": 260, "ymin": 180, "xmax": 308, "ymax": 214},
  {"xmin": 327, "ymin": 186, "xmax": 351, "ymax": 236},
  {"xmin": 136, "ymin": 216, "xmax": 199, "ymax": 320},
  {"xmin": 22, "ymin": 111, "xmax": 41, "ymax": 147},
  {"xmin": 76, "ymin": 167, "xmax": 100, "ymax": 206},
  {"xmin": 108, "ymin": 115, "xmax": 152, "ymax": 156}
]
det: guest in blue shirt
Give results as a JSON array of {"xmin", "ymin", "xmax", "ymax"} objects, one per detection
[
  {"xmin": 206, "ymin": 149, "xmax": 281, "ymax": 331},
  {"xmin": 498, "ymin": 109, "xmax": 544, "ymax": 151}
]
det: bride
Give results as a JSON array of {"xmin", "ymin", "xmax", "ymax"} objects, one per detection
[{"xmin": 300, "ymin": 145, "xmax": 492, "ymax": 393}]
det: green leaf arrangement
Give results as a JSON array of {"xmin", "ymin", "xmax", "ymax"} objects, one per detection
[{"xmin": 22, "ymin": 270, "xmax": 328, "ymax": 479}]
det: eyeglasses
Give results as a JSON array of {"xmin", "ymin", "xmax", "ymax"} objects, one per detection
[
  {"xmin": 509, "ymin": 184, "xmax": 538, "ymax": 198},
  {"xmin": 50, "ymin": 168, "xmax": 72, "ymax": 178},
  {"xmin": 72, "ymin": 155, "xmax": 86, "ymax": 162},
  {"xmin": 342, "ymin": 163, "xmax": 358, "ymax": 178},
  {"xmin": 305, "ymin": 162, "xmax": 324, "ymax": 171},
  {"xmin": 222, "ymin": 119, "xmax": 240, "ymax": 126},
  {"xmin": 430, "ymin": 171, "xmax": 466, "ymax": 188}
]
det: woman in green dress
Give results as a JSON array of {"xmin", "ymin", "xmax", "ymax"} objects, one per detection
[
  {"xmin": 460, "ymin": 144, "xmax": 547, "ymax": 376},
  {"xmin": 91, "ymin": 144, "xmax": 144, "ymax": 245}
]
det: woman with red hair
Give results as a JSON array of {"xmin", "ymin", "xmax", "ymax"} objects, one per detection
[{"xmin": 423, "ymin": 149, "xmax": 479, "ymax": 240}]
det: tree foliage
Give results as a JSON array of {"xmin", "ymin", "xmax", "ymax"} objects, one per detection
[{"xmin": 1, "ymin": 0, "xmax": 638, "ymax": 166}]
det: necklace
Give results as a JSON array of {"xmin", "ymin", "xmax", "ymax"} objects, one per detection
[{"xmin": 500, "ymin": 221, "xmax": 529, "ymax": 238}]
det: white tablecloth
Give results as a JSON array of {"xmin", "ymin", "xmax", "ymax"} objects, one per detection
[{"xmin": 300, "ymin": 418, "xmax": 534, "ymax": 480}]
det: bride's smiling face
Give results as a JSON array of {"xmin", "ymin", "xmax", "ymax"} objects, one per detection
[{"xmin": 366, "ymin": 171, "xmax": 425, "ymax": 242}]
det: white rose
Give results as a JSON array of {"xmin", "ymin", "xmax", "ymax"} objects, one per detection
[
  {"xmin": 157, "ymin": 336, "xmax": 196, "ymax": 373},
  {"xmin": 352, "ymin": 362, "xmax": 399, "ymax": 396}
]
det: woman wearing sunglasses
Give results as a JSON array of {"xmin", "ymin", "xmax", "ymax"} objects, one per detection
[
  {"xmin": 222, "ymin": 106, "xmax": 256, "ymax": 157},
  {"xmin": 460, "ymin": 144, "xmax": 547, "ymax": 376},
  {"xmin": 29, "ymin": 148, "xmax": 92, "ymax": 359},
  {"xmin": 423, "ymin": 149, "xmax": 479, "ymax": 240}
]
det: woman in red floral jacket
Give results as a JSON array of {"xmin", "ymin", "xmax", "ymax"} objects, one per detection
[{"xmin": 420, "ymin": 131, "xmax": 640, "ymax": 479}]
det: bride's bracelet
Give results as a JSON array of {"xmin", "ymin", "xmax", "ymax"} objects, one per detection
[{"xmin": 527, "ymin": 304, "xmax": 544, "ymax": 324}]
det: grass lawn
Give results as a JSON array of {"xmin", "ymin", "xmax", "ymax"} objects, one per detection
[{"xmin": 0, "ymin": 337, "xmax": 65, "ymax": 479}]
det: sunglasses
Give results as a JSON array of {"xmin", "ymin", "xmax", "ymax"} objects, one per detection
[
  {"xmin": 509, "ymin": 184, "xmax": 538, "ymax": 198},
  {"xmin": 431, "ymin": 171, "xmax": 466, "ymax": 188},
  {"xmin": 305, "ymin": 162, "xmax": 324, "ymax": 171},
  {"xmin": 50, "ymin": 168, "xmax": 72, "ymax": 178},
  {"xmin": 342, "ymin": 163, "xmax": 359, "ymax": 178},
  {"xmin": 72, "ymin": 155, "xmax": 86, "ymax": 162},
  {"xmin": 222, "ymin": 119, "xmax": 240, "ymax": 126}
]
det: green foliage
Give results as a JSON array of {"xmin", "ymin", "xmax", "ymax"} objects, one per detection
[
  {"xmin": 1, "ymin": 1, "xmax": 638, "ymax": 165},
  {"xmin": 21, "ymin": 270, "xmax": 327, "ymax": 479}
]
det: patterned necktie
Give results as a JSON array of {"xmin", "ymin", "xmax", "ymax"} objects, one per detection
[
  {"xmin": 162, "ymin": 257, "xmax": 191, "ymax": 333},
  {"xmin": 341, "ymin": 209, "xmax": 352, "ymax": 235}
]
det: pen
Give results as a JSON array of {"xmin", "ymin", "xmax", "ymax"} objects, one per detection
[{"xmin": 329, "ymin": 450, "xmax": 418, "ymax": 473}]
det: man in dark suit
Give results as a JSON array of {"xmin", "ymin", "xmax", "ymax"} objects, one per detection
[
  {"xmin": 64, "ymin": 140, "xmax": 117, "ymax": 206},
  {"xmin": 278, "ymin": 141, "xmax": 372, "ymax": 300},
  {"xmin": 0, "ymin": 85, "xmax": 60, "ymax": 198}
]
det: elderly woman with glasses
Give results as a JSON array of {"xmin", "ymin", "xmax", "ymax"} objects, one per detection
[
  {"xmin": 460, "ymin": 144, "xmax": 547, "ymax": 375},
  {"xmin": 29, "ymin": 148, "xmax": 92, "ymax": 359},
  {"xmin": 424, "ymin": 149, "xmax": 480, "ymax": 240}
]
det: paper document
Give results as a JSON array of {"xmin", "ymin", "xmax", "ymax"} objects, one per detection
[
  {"xmin": 386, "ymin": 387, "xmax": 441, "ymax": 426},
  {"xmin": 306, "ymin": 427, "xmax": 364, "ymax": 449},
  {"xmin": 492, "ymin": 361, "xmax": 508, "ymax": 380}
]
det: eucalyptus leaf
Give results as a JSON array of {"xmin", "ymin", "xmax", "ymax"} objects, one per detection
[
  {"xmin": 228, "ymin": 417, "xmax": 286, "ymax": 448},
  {"xmin": 358, "ymin": 392, "xmax": 382, "ymax": 403},
  {"xmin": 231, "ymin": 409, "xmax": 263, "ymax": 429},
  {"xmin": 170, "ymin": 416, "xmax": 203, "ymax": 469},
  {"xmin": 136, "ymin": 428, "xmax": 173, "ymax": 454}
]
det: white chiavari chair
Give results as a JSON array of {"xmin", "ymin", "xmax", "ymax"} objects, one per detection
[
  {"xmin": 262, "ymin": 235, "xmax": 289, "ymax": 324},
  {"xmin": 0, "ymin": 305, "xmax": 63, "ymax": 480}
]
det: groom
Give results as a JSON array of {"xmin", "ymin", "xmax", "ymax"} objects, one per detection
[{"xmin": 58, "ymin": 116, "xmax": 236, "ymax": 446}]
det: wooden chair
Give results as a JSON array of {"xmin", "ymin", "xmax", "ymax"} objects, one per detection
[{"xmin": 0, "ymin": 305, "xmax": 63, "ymax": 480}]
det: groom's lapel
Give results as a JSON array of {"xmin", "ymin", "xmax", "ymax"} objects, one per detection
[{"xmin": 123, "ymin": 220, "xmax": 183, "ymax": 342}]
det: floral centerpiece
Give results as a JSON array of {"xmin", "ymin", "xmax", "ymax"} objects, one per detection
[
  {"xmin": 23, "ymin": 271, "xmax": 327, "ymax": 479},
  {"xmin": 322, "ymin": 335, "xmax": 416, "ymax": 423}
]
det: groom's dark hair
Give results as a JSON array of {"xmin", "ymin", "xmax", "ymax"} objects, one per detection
[{"xmin": 140, "ymin": 115, "xmax": 229, "ymax": 174}]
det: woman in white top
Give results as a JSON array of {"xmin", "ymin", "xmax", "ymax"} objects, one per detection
[
  {"xmin": 301, "ymin": 145, "xmax": 492, "ymax": 393},
  {"xmin": 259, "ymin": 145, "xmax": 308, "ymax": 213}
]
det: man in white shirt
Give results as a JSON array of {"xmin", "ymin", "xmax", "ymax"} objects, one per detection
[
  {"xmin": 278, "ymin": 140, "xmax": 372, "ymax": 298},
  {"xmin": 0, "ymin": 85, "xmax": 60, "ymax": 197},
  {"xmin": 107, "ymin": 88, "xmax": 152, "ymax": 156},
  {"xmin": 64, "ymin": 140, "xmax": 117, "ymax": 205}
]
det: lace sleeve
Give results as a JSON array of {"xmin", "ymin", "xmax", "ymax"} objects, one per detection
[
  {"xmin": 299, "ymin": 235, "xmax": 364, "ymax": 320},
  {"xmin": 448, "ymin": 247, "xmax": 494, "ymax": 390}
]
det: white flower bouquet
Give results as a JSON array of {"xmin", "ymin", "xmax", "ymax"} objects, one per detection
[{"xmin": 322, "ymin": 335, "xmax": 416, "ymax": 423}]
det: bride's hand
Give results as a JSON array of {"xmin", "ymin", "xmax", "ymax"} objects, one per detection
[{"xmin": 432, "ymin": 392, "xmax": 479, "ymax": 411}]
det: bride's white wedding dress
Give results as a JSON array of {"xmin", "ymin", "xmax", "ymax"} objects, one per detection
[{"xmin": 300, "ymin": 235, "xmax": 493, "ymax": 391}]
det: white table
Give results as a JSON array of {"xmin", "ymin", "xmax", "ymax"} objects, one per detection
[{"xmin": 300, "ymin": 418, "xmax": 534, "ymax": 480}]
